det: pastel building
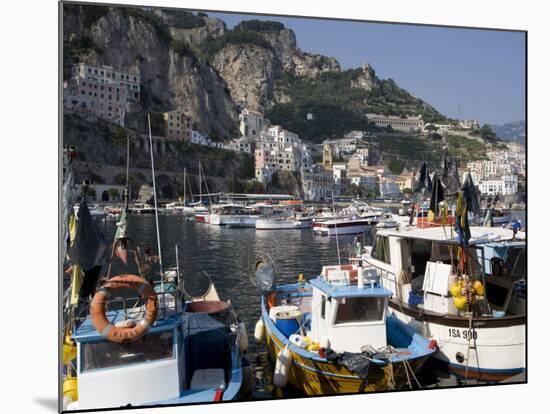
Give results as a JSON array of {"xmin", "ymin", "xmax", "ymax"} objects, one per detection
[
  {"xmin": 163, "ymin": 109, "xmax": 192, "ymax": 141},
  {"xmin": 63, "ymin": 63, "xmax": 141, "ymax": 126}
]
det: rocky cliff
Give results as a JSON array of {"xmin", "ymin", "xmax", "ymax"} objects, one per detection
[{"xmin": 63, "ymin": 4, "xmax": 445, "ymax": 142}]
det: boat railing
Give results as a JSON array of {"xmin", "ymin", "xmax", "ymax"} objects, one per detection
[{"xmin": 102, "ymin": 290, "xmax": 180, "ymax": 321}]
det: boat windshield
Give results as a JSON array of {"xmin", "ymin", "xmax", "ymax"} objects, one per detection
[
  {"xmin": 334, "ymin": 297, "xmax": 385, "ymax": 324},
  {"xmin": 81, "ymin": 330, "xmax": 174, "ymax": 372}
]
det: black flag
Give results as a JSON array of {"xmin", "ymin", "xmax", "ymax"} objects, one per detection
[
  {"xmin": 461, "ymin": 172, "xmax": 481, "ymax": 217},
  {"xmin": 68, "ymin": 201, "xmax": 109, "ymax": 271},
  {"xmin": 440, "ymin": 149, "xmax": 461, "ymax": 196},
  {"xmin": 428, "ymin": 174, "xmax": 445, "ymax": 218},
  {"xmin": 412, "ymin": 162, "xmax": 433, "ymax": 203}
]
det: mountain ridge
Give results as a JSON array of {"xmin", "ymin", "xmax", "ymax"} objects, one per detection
[{"xmin": 63, "ymin": 4, "xmax": 449, "ymax": 142}]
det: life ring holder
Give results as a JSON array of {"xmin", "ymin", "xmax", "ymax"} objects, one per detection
[{"xmin": 91, "ymin": 274, "xmax": 158, "ymax": 343}]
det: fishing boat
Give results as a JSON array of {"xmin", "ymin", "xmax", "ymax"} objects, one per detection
[
  {"xmin": 357, "ymin": 225, "xmax": 526, "ymax": 381},
  {"xmin": 61, "ymin": 124, "xmax": 250, "ymax": 410},
  {"xmin": 253, "ymin": 259, "xmax": 436, "ymax": 395}
]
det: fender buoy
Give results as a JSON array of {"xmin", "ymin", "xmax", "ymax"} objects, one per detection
[
  {"xmin": 254, "ymin": 318, "xmax": 265, "ymax": 343},
  {"xmin": 91, "ymin": 274, "xmax": 158, "ymax": 343},
  {"xmin": 238, "ymin": 321, "xmax": 249, "ymax": 352},
  {"xmin": 273, "ymin": 347, "xmax": 292, "ymax": 388}
]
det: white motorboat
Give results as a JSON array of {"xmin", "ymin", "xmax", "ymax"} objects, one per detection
[
  {"xmin": 165, "ymin": 201, "xmax": 195, "ymax": 216},
  {"xmin": 256, "ymin": 212, "xmax": 313, "ymax": 230},
  {"xmin": 130, "ymin": 202, "xmax": 156, "ymax": 214},
  {"xmin": 313, "ymin": 217, "xmax": 372, "ymax": 236},
  {"xmin": 375, "ymin": 213, "xmax": 399, "ymax": 229}
]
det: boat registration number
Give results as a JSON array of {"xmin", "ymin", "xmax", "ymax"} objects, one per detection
[{"xmin": 448, "ymin": 328, "xmax": 478, "ymax": 340}]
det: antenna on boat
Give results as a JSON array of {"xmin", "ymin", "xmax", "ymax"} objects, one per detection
[
  {"xmin": 331, "ymin": 190, "xmax": 341, "ymax": 265},
  {"xmin": 148, "ymin": 114, "xmax": 164, "ymax": 293}
]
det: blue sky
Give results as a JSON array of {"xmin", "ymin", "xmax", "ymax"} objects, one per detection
[{"xmin": 209, "ymin": 12, "xmax": 525, "ymax": 126}]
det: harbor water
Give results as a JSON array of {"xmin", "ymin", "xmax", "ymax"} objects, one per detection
[{"xmin": 102, "ymin": 212, "xmax": 525, "ymax": 399}]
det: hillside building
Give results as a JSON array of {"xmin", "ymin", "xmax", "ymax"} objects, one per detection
[
  {"xmin": 63, "ymin": 63, "xmax": 141, "ymax": 127},
  {"xmin": 163, "ymin": 109, "xmax": 192, "ymax": 141},
  {"xmin": 366, "ymin": 113, "xmax": 424, "ymax": 132}
]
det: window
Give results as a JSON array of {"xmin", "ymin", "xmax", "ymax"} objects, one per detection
[
  {"xmin": 371, "ymin": 236, "xmax": 391, "ymax": 264},
  {"xmin": 335, "ymin": 297, "xmax": 385, "ymax": 323},
  {"xmin": 81, "ymin": 330, "xmax": 174, "ymax": 371},
  {"xmin": 320, "ymin": 296, "xmax": 327, "ymax": 320}
]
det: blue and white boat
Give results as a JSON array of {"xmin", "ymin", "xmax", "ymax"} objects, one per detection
[
  {"xmin": 253, "ymin": 260, "xmax": 436, "ymax": 395},
  {"xmin": 63, "ymin": 280, "xmax": 250, "ymax": 410}
]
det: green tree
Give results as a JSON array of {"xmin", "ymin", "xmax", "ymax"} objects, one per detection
[
  {"xmin": 108, "ymin": 188, "xmax": 120, "ymax": 200},
  {"xmin": 480, "ymin": 124, "xmax": 497, "ymax": 141}
]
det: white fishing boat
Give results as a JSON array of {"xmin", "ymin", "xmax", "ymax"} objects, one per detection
[
  {"xmin": 208, "ymin": 203, "xmax": 259, "ymax": 227},
  {"xmin": 357, "ymin": 225, "xmax": 526, "ymax": 381}
]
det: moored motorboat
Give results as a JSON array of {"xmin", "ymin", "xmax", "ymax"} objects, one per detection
[{"xmin": 255, "ymin": 260, "xmax": 436, "ymax": 395}]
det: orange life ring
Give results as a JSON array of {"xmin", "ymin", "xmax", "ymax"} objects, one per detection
[{"xmin": 90, "ymin": 274, "xmax": 158, "ymax": 343}]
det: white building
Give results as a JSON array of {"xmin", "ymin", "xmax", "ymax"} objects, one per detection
[
  {"xmin": 239, "ymin": 109, "xmax": 265, "ymax": 139},
  {"xmin": 459, "ymin": 119, "xmax": 480, "ymax": 130},
  {"xmin": 379, "ymin": 178, "xmax": 402, "ymax": 197},
  {"xmin": 302, "ymin": 165, "xmax": 336, "ymax": 202},
  {"xmin": 191, "ymin": 130, "xmax": 210, "ymax": 146},
  {"xmin": 478, "ymin": 175, "xmax": 518, "ymax": 196},
  {"xmin": 349, "ymin": 175, "xmax": 378, "ymax": 192}
]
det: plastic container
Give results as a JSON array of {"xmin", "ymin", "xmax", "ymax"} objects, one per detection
[
  {"xmin": 275, "ymin": 309, "xmax": 301, "ymax": 337},
  {"xmin": 269, "ymin": 305, "xmax": 299, "ymax": 322},
  {"xmin": 408, "ymin": 291, "xmax": 424, "ymax": 306}
]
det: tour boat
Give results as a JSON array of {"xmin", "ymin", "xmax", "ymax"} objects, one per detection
[
  {"xmin": 208, "ymin": 204, "xmax": 262, "ymax": 227},
  {"xmin": 254, "ymin": 261, "xmax": 436, "ymax": 395},
  {"xmin": 358, "ymin": 225, "xmax": 526, "ymax": 381}
]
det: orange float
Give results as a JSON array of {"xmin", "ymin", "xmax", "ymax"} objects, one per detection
[{"xmin": 90, "ymin": 274, "xmax": 158, "ymax": 343}]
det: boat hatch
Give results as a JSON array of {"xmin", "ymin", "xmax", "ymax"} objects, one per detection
[{"xmin": 81, "ymin": 329, "xmax": 174, "ymax": 372}]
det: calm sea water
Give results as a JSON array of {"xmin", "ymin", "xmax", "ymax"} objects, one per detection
[{"xmin": 100, "ymin": 212, "xmax": 526, "ymax": 398}]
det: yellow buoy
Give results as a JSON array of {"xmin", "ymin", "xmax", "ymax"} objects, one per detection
[
  {"xmin": 473, "ymin": 280, "xmax": 484, "ymax": 296},
  {"xmin": 454, "ymin": 295, "xmax": 467, "ymax": 310},
  {"xmin": 449, "ymin": 283, "xmax": 461, "ymax": 297},
  {"xmin": 63, "ymin": 376, "xmax": 78, "ymax": 402},
  {"xmin": 63, "ymin": 335, "xmax": 77, "ymax": 365},
  {"xmin": 298, "ymin": 274, "xmax": 304, "ymax": 283}
]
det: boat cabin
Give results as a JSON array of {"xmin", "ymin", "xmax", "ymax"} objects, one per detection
[
  {"xmin": 307, "ymin": 265, "xmax": 392, "ymax": 352},
  {"xmin": 71, "ymin": 289, "xmax": 238, "ymax": 409},
  {"xmin": 363, "ymin": 226, "xmax": 526, "ymax": 318}
]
